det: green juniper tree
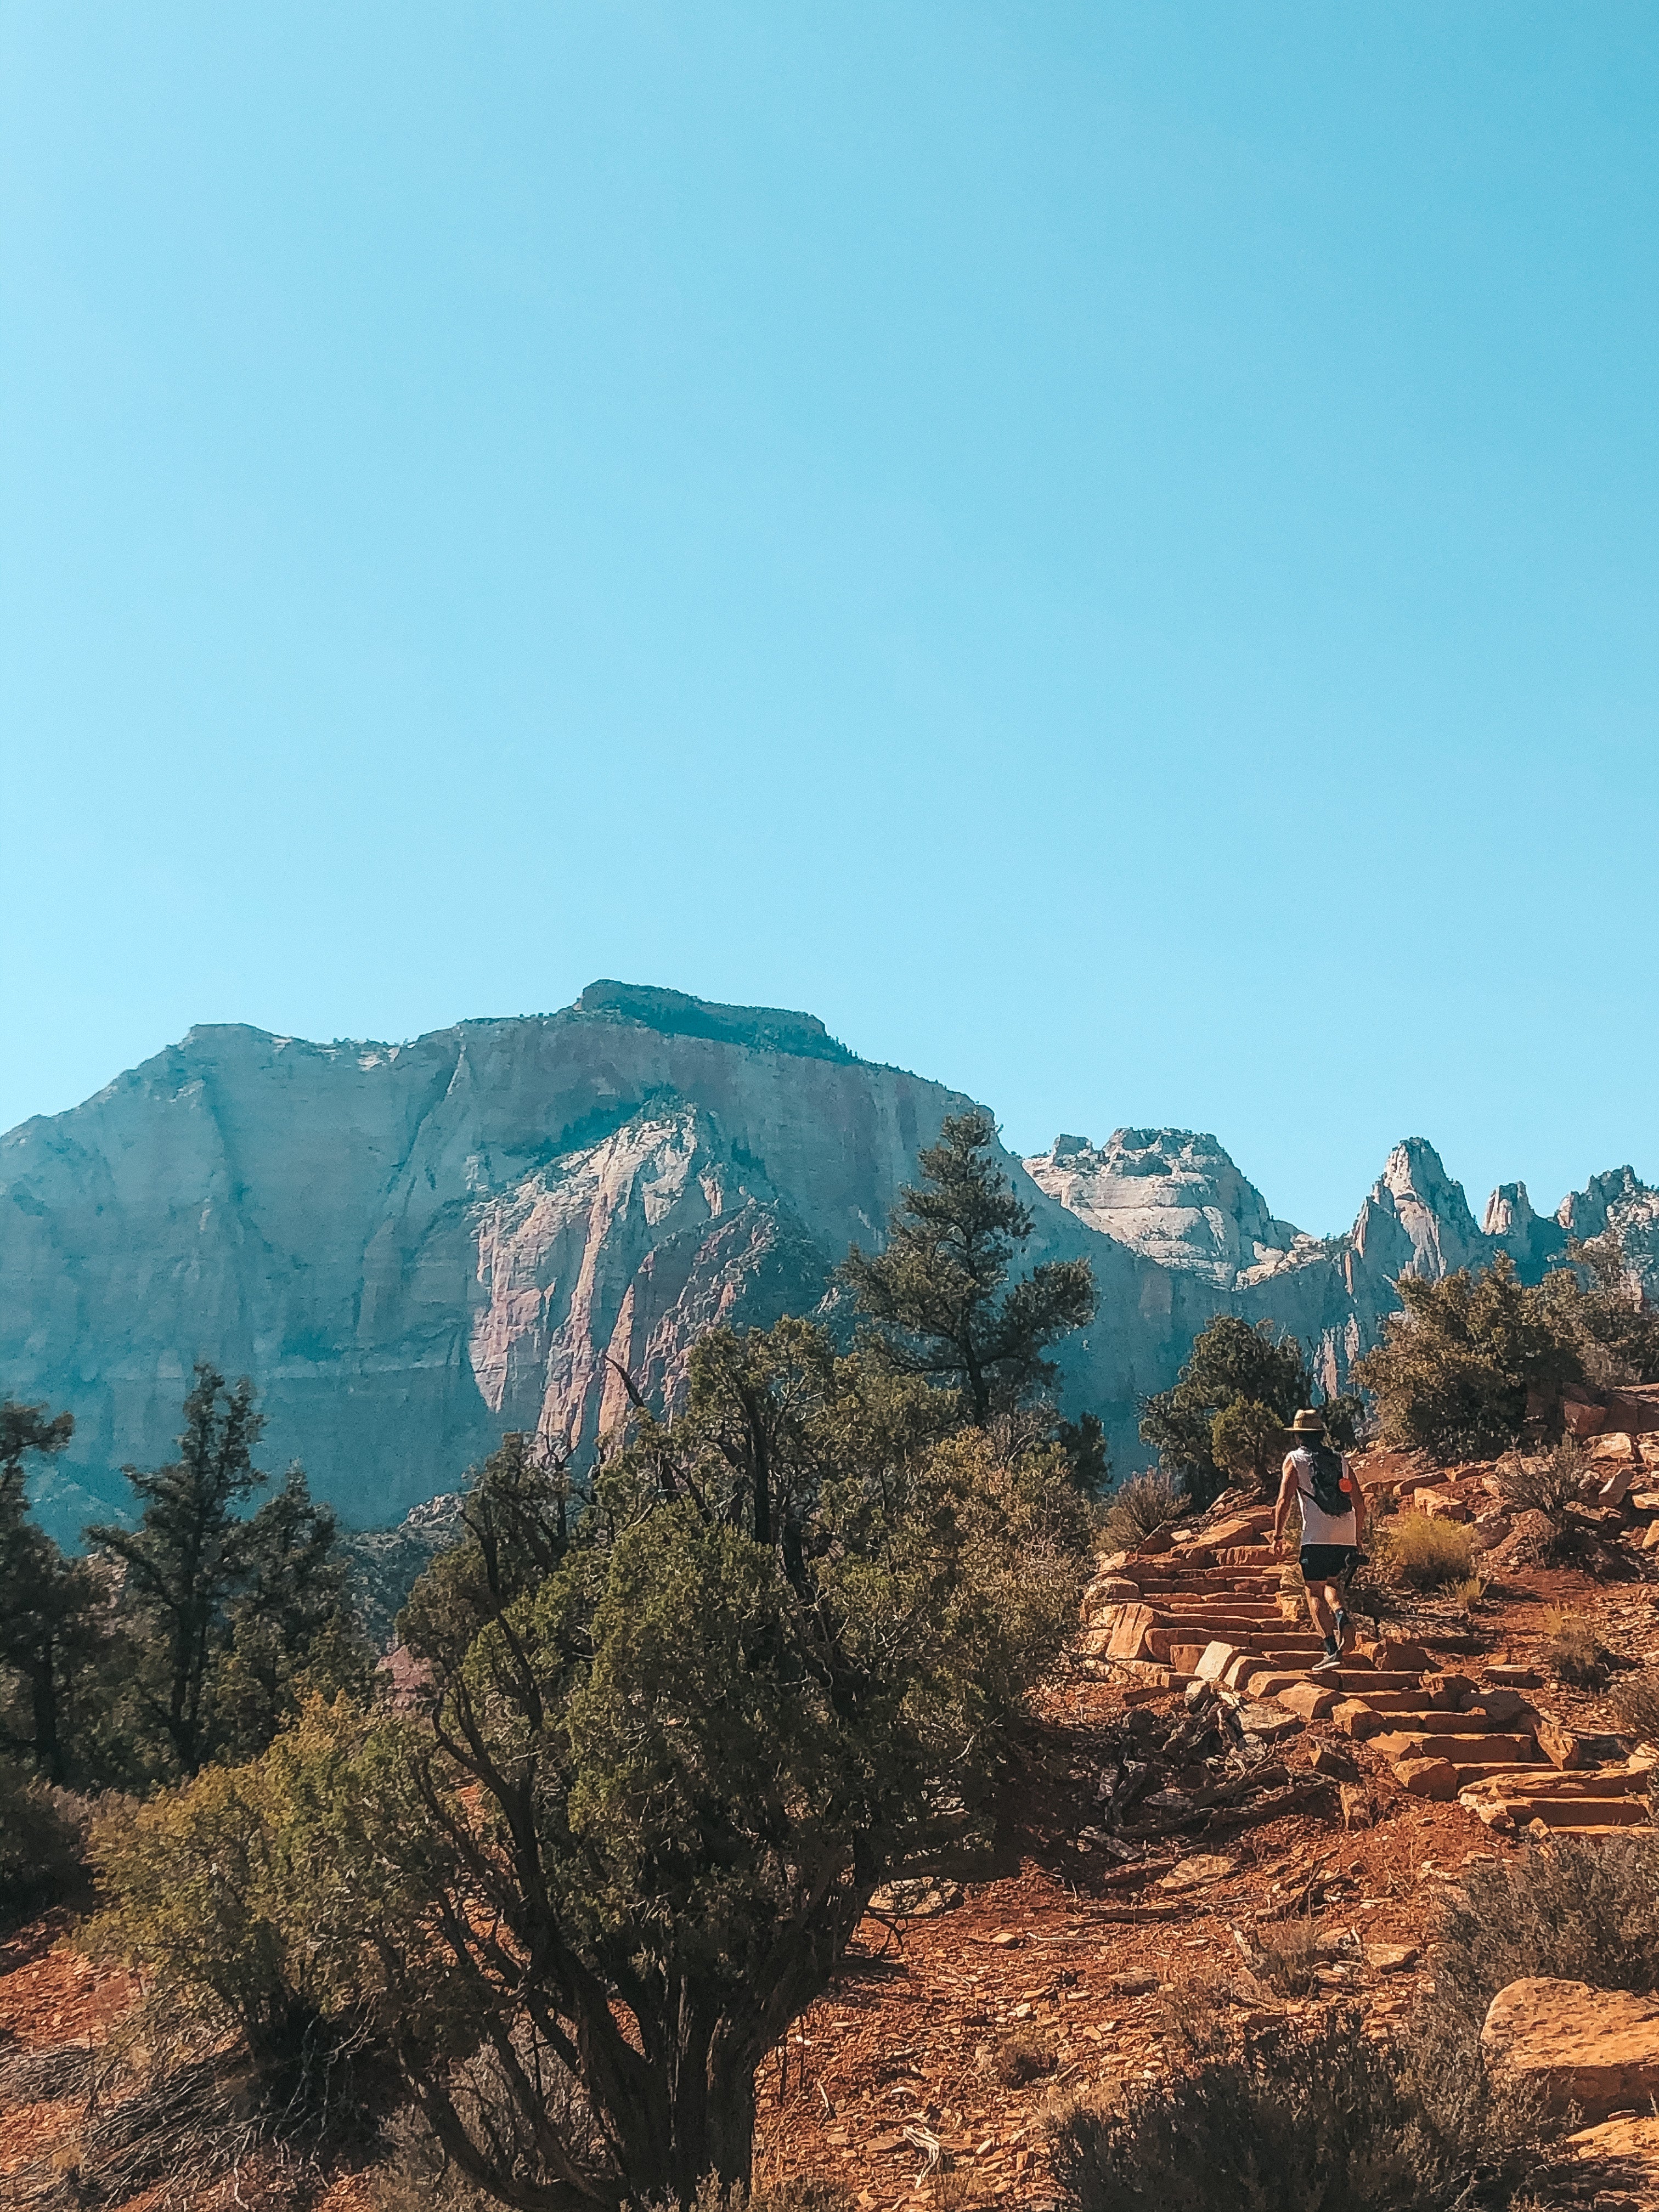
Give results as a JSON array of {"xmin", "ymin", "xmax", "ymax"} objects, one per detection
[
  {"xmin": 89, "ymin": 1319, "xmax": 1093, "ymax": 2207},
  {"xmin": 0, "ymin": 1400, "xmax": 106, "ymax": 1784},
  {"xmin": 840, "ymin": 1107, "xmax": 1097, "ymax": 1426},
  {"xmin": 88, "ymin": 1364, "xmax": 366, "ymax": 1779},
  {"xmin": 1139, "ymin": 1314, "xmax": 1310, "ymax": 1505}
]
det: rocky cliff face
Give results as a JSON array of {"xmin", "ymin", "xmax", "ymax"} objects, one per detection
[
  {"xmin": 1029, "ymin": 1126, "xmax": 1659, "ymax": 1399},
  {"xmin": 4, "ymin": 980, "xmax": 1655, "ymax": 1543}
]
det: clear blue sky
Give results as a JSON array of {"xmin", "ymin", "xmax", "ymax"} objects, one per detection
[{"xmin": 2, "ymin": 5, "xmax": 1655, "ymax": 1235}]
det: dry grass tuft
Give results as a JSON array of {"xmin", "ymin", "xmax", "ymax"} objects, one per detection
[
  {"xmin": 990, "ymin": 2027, "xmax": 1056, "ymax": 2088},
  {"xmin": 1610, "ymin": 1669, "xmax": 1659, "ymax": 1746},
  {"xmin": 1541, "ymin": 1606, "xmax": 1607, "ymax": 1688},
  {"xmin": 1251, "ymin": 1921, "xmax": 1324, "ymax": 1998},
  {"xmin": 1379, "ymin": 1512, "xmax": 1475, "ymax": 1590},
  {"xmin": 1099, "ymin": 1470, "xmax": 1188, "ymax": 1552}
]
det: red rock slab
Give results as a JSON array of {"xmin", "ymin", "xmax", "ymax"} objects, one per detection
[{"xmin": 1483, "ymin": 1979, "xmax": 1659, "ymax": 2123}]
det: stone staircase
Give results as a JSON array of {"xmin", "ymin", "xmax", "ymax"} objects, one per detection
[{"xmin": 1080, "ymin": 1504, "xmax": 1654, "ymax": 1840}]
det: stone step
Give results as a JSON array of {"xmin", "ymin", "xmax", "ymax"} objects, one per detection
[
  {"xmin": 1452, "ymin": 1761, "xmax": 1547, "ymax": 1787},
  {"xmin": 1462, "ymin": 1771, "xmax": 1648, "ymax": 1799},
  {"xmin": 1521, "ymin": 1816, "xmax": 1652, "ymax": 1837},
  {"xmin": 1508, "ymin": 1797, "xmax": 1649, "ymax": 1825},
  {"xmin": 1373, "ymin": 1730, "xmax": 1538, "ymax": 1763},
  {"xmin": 1327, "ymin": 1672, "xmax": 1420, "ymax": 1692}
]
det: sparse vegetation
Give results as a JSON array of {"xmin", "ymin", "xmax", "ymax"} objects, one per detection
[
  {"xmin": 1139, "ymin": 1314, "xmax": 1309, "ymax": 1506},
  {"xmin": 1610, "ymin": 1668, "xmax": 1659, "ymax": 1746},
  {"xmin": 1376, "ymin": 1510, "xmax": 1475, "ymax": 1590},
  {"xmin": 1250, "ymin": 1920, "xmax": 1322, "ymax": 1997},
  {"xmin": 1499, "ymin": 1440, "xmax": 1588, "ymax": 1525},
  {"xmin": 1099, "ymin": 1468, "xmax": 1188, "ymax": 1551},
  {"xmin": 841, "ymin": 1107, "xmax": 1097, "ymax": 1426},
  {"xmin": 1539, "ymin": 1605, "xmax": 1608, "ymax": 1687},
  {"xmin": 991, "ymin": 2027, "xmax": 1056, "ymax": 2087},
  {"xmin": 1421, "ymin": 1833, "xmax": 1659, "ymax": 2079},
  {"xmin": 1048, "ymin": 2001, "xmax": 1547, "ymax": 2211}
]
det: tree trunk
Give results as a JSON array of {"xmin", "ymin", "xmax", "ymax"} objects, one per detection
[{"xmin": 28, "ymin": 1648, "xmax": 63, "ymax": 1784}]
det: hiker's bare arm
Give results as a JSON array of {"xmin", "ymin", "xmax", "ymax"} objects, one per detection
[{"xmin": 1272, "ymin": 1457, "xmax": 1298, "ymax": 1549}]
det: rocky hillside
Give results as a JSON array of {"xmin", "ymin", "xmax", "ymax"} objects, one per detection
[{"xmin": 3, "ymin": 979, "xmax": 1656, "ymax": 1541}]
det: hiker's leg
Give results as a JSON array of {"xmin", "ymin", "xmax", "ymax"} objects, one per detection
[{"xmin": 1305, "ymin": 1581, "xmax": 1337, "ymax": 1640}]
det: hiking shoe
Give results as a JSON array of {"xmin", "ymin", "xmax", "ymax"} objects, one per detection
[{"xmin": 1311, "ymin": 1649, "xmax": 1344, "ymax": 1674}]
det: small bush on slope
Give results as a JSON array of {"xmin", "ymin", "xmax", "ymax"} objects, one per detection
[
  {"xmin": 1376, "ymin": 1513, "xmax": 1475, "ymax": 1591},
  {"xmin": 1415, "ymin": 1834, "xmax": 1659, "ymax": 2088},
  {"xmin": 1048, "ymin": 2003, "xmax": 1544, "ymax": 2212},
  {"xmin": 1099, "ymin": 1470, "xmax": 1188, "ymax": 1551},
  {"xmin": 0, "ymin": 1756, "xmax": 83, "ymax": 1930},
  {"xmin": 1610, "ymin": 1668, "xmax": 1659, "ymax": 1746},
  {"xmin": 1353, "ymin": 1259, "xmax": 1581, "ymax": 1463}
]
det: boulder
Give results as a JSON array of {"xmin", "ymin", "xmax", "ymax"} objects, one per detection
[
  {"xmin": 1237, "ymin": 1702, "xmax": 1304, "ymax": 1742},
  {"xmin": 1421, "ymin": 1671, "xmax": 1475, "ymax": 1709},
  {"xmin": 1105, "ymin": 1604, "xmax": 1157, "ymax": 1660},
  {"xmin": 1194, "ymin": 1641, "xmax": 1240, "ymax": 1682},
  {"xmin": 1277, "ymin": 1680, "xmax": 1340, "ymax": 1721},
  {"xmin": 1462, "ymin": 1686, "xmax": 1530, "ymax": 1727},
  {"xmin": 1536, "ymin": 1716, "xmax": 1593, "ymax": 1771},
  {"xmin": 1470, "ymin": 1511, "xmax": 1512, "ymax": 1551},
  {"xmin": 1563, "ymin": 1394, "xmax": 1611, "ymax": 1440},
  {"xmin": 1590, "ymin": 1431, "xmax": 1638, "ymax": 1463},
  {"xmin": 1417, "ymin": 1490, "xmax": 1472, "ymax": 1522},
  {"xmin": 1565, "ymin": 2113, "xmax": 1659, "ymax": 2200},
  {"xmin": 1307, "ymin": 1741, "xmax": 1361, "ymax": 1781},
  {"xmin": 1482, "ymin": 1979, "xmax": 1659, "ymax": 2123},
  {"xmin": 1392, "ymin": 1757, "xmax": 1458, "ymax": 1799},
  {"xmin": 1363, "ymin": 1943, "xmax": 1419, "ymax": 1974}
]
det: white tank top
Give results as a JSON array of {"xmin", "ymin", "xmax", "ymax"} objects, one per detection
[{"xmin": 1289, "ymin": 1447, "xmax": 1357, "ymax": 1547}]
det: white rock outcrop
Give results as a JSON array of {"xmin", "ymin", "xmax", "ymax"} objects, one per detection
[{"xmin": 4, "ymin": 980, "xmax": 1655, "ymax": 1539}]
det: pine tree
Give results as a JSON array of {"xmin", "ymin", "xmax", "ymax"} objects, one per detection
[
  {"xmin": 88, "ymin": 1365, "xmax": 366, "ymax": 1777},
  {"xmin": 840, "ymin": 1107, "xmax": 1097, "ymax": 1424},
  {"xmin": 0, "ymin": 1401, "xmax": 104, "ymax": 1783},
  {"xmin": 1139, "ymin": 1314, "xmax": 1310, "ymax": 1505}
]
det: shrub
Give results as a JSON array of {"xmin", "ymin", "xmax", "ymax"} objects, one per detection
[
  {"xmin": 1100, "ymin": 1470, "xmax": 1188, "ymax": 1552},
  {"xmin": 1378, "ymin": 1513, "xmax": 1474, "ymax": 1591},
  {"xmin": 1353, "ymin": 1259, "xmax": 1582, "ymax": 1463},
  {"xmin": 1420, "ymin": 1834, "xmax": 1659, "ymax": 2077},
  {"xmin": 1048, "ymin": 2002, "xmax": 1544, "ymax": 2212},
  {"xmin": 1540, "ymin": 1607, "xmax": 1607, "ymax": 1688},
  {"xmin": 1610, "ymin": 1669, "xmax": 1659, "ymax": 1746},
  {"xmin": 0, "ymin": 1757, "xmax": 83, "ymax": 1930},
  {"xmin": 1499, "ymin": 1441, "xmax": 1586, "ymax": 1525},
  {"xmin": 1139, "ymin": 1316, "xmax": 1308, "ymax": 1505},
  {"xmin": 1252, "ymin": 1921, "xmax": 1323, "ymax": 1997},
  {"xmin": 991, "ymin": 2028, "xmax": 1056, "ymax": 2087}
]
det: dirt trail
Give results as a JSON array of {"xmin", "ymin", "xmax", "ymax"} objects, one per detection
[{"xmin": 4, "ymin": 1446, "xmax": 1657, "ymax": 2210}]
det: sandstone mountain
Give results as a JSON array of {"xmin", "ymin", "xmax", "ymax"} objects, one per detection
[{"xmin": 3, "ymin": 980, "xmax": 1654, "ymax": 1542}]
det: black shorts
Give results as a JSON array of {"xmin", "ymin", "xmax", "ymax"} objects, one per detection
[{"xmin": 1300, "ymin": 1543, "xmax": 1362, "ymax": 1584}]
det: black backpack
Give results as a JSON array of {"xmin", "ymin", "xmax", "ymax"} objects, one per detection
[{"xmin": 1300, "ymin": 1442, "xmax": 1347, "ymax": 1518}]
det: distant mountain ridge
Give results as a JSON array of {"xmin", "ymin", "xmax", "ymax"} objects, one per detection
[{"xmin": 3, "ymin": 979, "xmax": 1654, "ymax": 1543}]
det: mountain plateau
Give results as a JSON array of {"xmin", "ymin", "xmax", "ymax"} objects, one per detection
[{"xmin": 3, "ymin": 979, "xmax": 1654, "ymax": 1542}]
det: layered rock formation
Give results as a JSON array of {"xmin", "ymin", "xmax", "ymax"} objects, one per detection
[{"xmin": 3, "ymin": 978, "xmax": 1655, "ymax": 1542}]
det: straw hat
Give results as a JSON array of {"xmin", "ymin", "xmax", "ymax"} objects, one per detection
[{"xmin": 1289, "ymin": 1408, "xmax": 1326, "ymax": 1434}]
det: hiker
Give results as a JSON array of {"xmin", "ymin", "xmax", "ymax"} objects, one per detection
[{"xmin": 1272, "ymin": 1407, "xmax": 1367, "ymax": 1674}]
